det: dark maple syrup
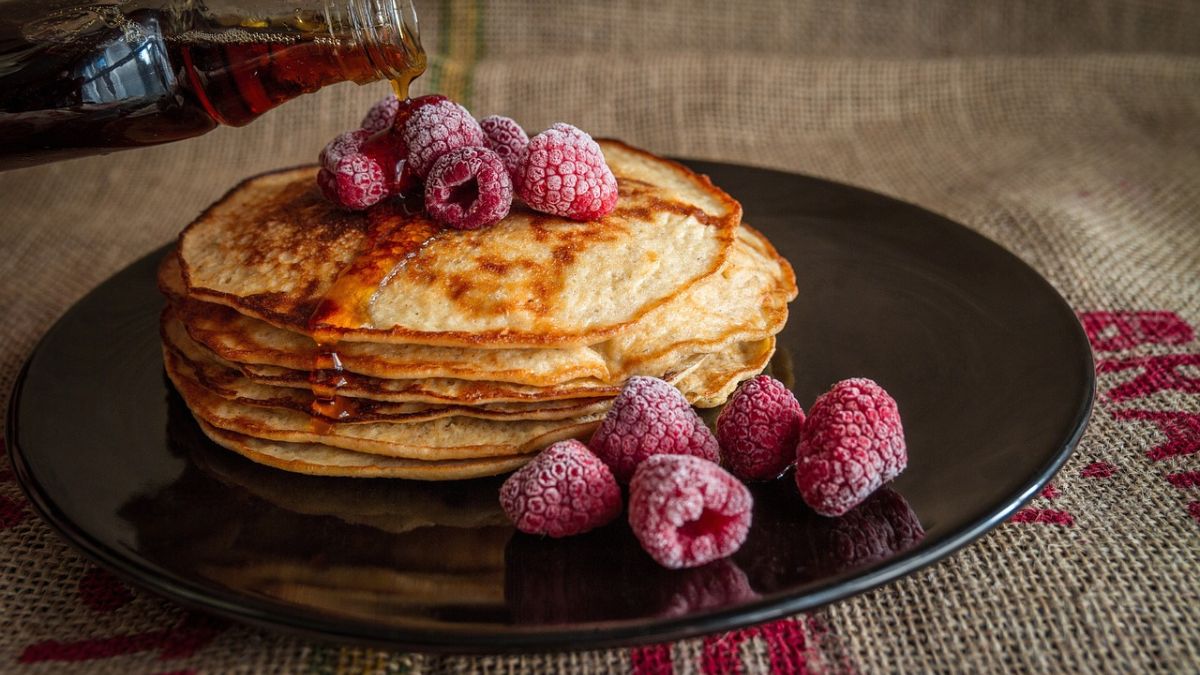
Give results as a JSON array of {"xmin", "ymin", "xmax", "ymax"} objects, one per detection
[
  {"xmin": 305, "ymin": 194, "xmax": 437, "ymax": 426},
  {"xmin": 0, "ymin": 1, "xmax": 424, "ymax": 168}
]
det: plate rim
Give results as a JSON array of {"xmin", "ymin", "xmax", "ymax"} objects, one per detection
[{"xmin": 5, "ymin": 159, "xmax": 1096, "ymax": 653}]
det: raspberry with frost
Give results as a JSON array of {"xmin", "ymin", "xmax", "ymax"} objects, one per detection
[
  {"xmin": 499, "ymin": 439, "xmax": 622, "ymax": 538},
  {"xmin": 717, "ymin": 375, "xmax": 805, "ymax": 481},
  {"xmin": 795, "ymin": 378, "xmax": 907, "ymax": 516},
  {"xmin": 317, "ymin": 153, "xmax": 387, "ymax": 210},
  {"xmin": 480, "ymin": 115, "xmax": 529, "ymax": 178},
  {"xmin": 318, "ymin": 129, "xmax": 370, "ymax": 171},
  {"xmin": 401, "ymin": 99, "xmax": 486, "ymax": 179},
  {"xmin": 628, "ymin": 454, "xmax": 753, "ymax": 569},
  {"xmin": 517, "ymin": 123, "xmax": 618, "ymax": 221},
  {"xmin": 424, "ymin": 146, "xmax": 513, "ymax": 230},
  {"xmin": 589, "ymin": 376, "xmax": 719, "ymax": 483},
  {"xmin": 360, "ymin": 95, "xmax": 401, "ymax": 134}
]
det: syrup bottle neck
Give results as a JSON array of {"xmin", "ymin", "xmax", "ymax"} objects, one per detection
[{"xmin": 328, "ymin": 0, "xmax": 425, "ymax": 91}]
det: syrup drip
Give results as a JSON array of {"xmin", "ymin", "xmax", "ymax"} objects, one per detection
[{"xmin": 305, "ymin": 189, "xmax": 442, "ymax": 429}]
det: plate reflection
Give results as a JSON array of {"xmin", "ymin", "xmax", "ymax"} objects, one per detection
[{"xmin": 116, "ymin": 387, "xmax": 923, "ymax": 628}]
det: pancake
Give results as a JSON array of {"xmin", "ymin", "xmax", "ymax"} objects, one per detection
[
  {"xmin": 676, "ymin": 337, "xmax": 777, "ymax": 407},
  {"xmin": 177, "ymin": 140, "xmax": 742, "ymax": 348},
  {"xmin": 197, "ymin": 421, "xmax": 531, "ymax": 480},
  {"xmin": 168, "ymin": 355, "xmax": 605, "ymax": 460},
  {"xmin": 161, "ymin": 309, "xmax": 706, "ymax": 405},
  {"xmin": 159, "ymin": 254, "xmax": 611, "ymax": 386},
  {"xmin": 164, "ymin": 342, "xmax": 613, "ymax": 424},
  {"xmin": 164, "ymin": 224, "xmax": 795, "ymax": 387}
]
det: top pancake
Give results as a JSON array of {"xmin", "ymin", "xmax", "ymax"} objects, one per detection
[{"xmin": 179, "ymin": 140, "xmax": 741, "ymax": 348}]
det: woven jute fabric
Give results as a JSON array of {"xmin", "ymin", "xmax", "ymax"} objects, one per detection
[{"xmin": 2, "ymin": 1, "xmax": 1199, "ymax": 672}]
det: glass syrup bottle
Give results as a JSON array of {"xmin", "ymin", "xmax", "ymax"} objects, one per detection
[{"xmin": 0, "ymin": 0, "xmax": 424, "ymax": 169}]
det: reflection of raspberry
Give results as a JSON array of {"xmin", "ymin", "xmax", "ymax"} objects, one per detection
[
  {"xmin": 517, "ymin": 123, "xmax": 618, "ymax": 220},
  {"xmin": 811, "ymin": 487, "xmax": 924, "ymax": 575},
  {"xmin": 359, "ymin": 95, "xmax": 400, "ymax": 133},
  {"xmin": 590, "ymin": 376, "xmax": 719, "ymax": 483},
  {"xmin": 480, "ymin": 115, "xmax": 529, "ymax": 178},
  {"xmin": 628, "ymin": 455, "xmax": 753, "ymax": 569},
  {"xmin": 795, "ymin": 378, "xmax": 907, "ymax": 516},
  {"xmin": 655, "ymin": 559, "xmax": 758, "ymax": 617},
  {"xmin": 402, "ymin": 99, "xmax": 485, "ymax": 179},
  {"xmin": 317, "ymin": 154, "xmax": 387, "ymax": 210},
  {"xmin": 424, "ymin": 146, "xmax": 513, "ymax": 230},
  {"xmin": 505, "ymin": 519, "xmax": 757, "ymax": 623},
  {"xmin": 717, "ymin": 375, "xmax": 805, "ymax": 481},
  {"xmin": 500, "ymin": 440, "xmax": 621, "ymax": 538}
]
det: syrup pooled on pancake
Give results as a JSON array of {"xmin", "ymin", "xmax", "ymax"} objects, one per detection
[{"xmin": 178, "ymin": 141, "xmax": 742, "ymax": 348}]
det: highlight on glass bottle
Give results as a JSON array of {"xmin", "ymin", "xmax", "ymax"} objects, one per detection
[{"xmin": 0, "ymin": 0, "xmax": 425, "ymax": 168}]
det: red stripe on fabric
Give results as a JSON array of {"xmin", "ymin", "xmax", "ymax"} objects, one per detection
[
  {"xmin": 1078, "ymin": 311, "xmax": 1194, "ymax": 352},
  {"xmin": 1166, "ymin": 471, "xmax": 1200, "ymax": 489},
  {"xmin": 1188, "ymin": 502, "xmax": 1200, "ymax": 524},
  {"xmin": 1080, "ymin": 462, "xmax": 1118, "ymax": 478},
  {"xmin": 78, "ymin": 566, "xmax": 134, "ymax": 614},
  {"xmin": 702, "ymin": 618, "xmax": 810, "ymax": 674},
  {"xmin": 1041, "ymin": 484, "xmax": 1060, "ymax": 500},
  {"xmin": 1110, "ymin": 409, "xmax": 1200, "ymax": 461},
  {"xmin": 1010, "ymin": 508, "xmax": 1075, "ymax": 526},
  {"xmin": 18, "ymin": 612, "xmax": 226, "ymax": 663},
  {"xmin": 630, "ymin": 642, "xmax": 674, "ymax": 675},
  {"xmin": 0, "ymin": 495, "xmax": 27, "ymax": 530},
  {"xmin": 1097, "ymin": 354, "xmax": 1200, "ymax": 402}
]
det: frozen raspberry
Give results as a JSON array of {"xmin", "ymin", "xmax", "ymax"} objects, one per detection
[
  {"xmin": 500, "ymin": 439, "xmax": 622, "ymax": 538},
  {"xmin": 480, "ymin": 115, "xmax": 529, "ymax": 178},
  {"xmin": 628, "ymin": 454, "xmax": 753, "ymax": 569},
  {"xmin": 424, "ymin": 146, "xmax": 513, "ymax": 230},
  {"xmin": 401, "ymin": 99, "xmax": 485, "ymax": 179},
  {"xmin": 518, "ymin": 123, "xmax": 619, "ymax": 221},
  {"xmin": 360, "ymin": 95, "xmax": 401, "ymax": 133},
  {"xmin": 317, "ymin": 153, "xmax": 387, "ymax": 210},
  {"xmin": 318, "ymin": 129, "xmax": 370, "ymax": 171},
  {"xmin": 717, "ymin": 375, "xmax": 805, "ymax": 481},
  {"xmin": 390, "ymin": 94, "xmax": 447, "ymax": 132},
  {"xmin": 357, "ymin": 129, "xmax": 407, "ymax": 193},
  {"xmin": 795, "ymin": 378, "xmax": 907, "ymax": 516},
  {"xmin": 589, "ymin": 376, "xmax": 719, "ymax": 483}
]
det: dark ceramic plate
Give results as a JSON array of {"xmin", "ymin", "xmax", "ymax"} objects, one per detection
[{"xmin": 7, "ymin": 161, "xmax": 1094, "ymax": 652}]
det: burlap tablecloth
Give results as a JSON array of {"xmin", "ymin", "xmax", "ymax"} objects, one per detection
[{"xmin": 2, "ymin": 1, "xmax": 1198, "ymax": 671}]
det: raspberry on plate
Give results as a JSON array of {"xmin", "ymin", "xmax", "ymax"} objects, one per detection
[
  {"xmin": 795, "ymin": 378, "xmax": 907, "ymax": 516},
  {"xmin": 628, "ymin": 454, "xmax": 753, "ymax": 569},
  {"xmin": 424, "ymin": 146, "xmax": 513, "ymax": 230},
  {"xmin": 716, "ymin": 375, "xmax": 805, "ymax": 481},
  {"xmin": 589, "ymin": 376, "xmax": 719, "ymax": 483},
  {"xmin": 401, "ymin": 99, "xmax": 485, "ymax": 179},
  {"xmin": 517, "ymin": 123, "xmax": 618, "ymax": 221},
  {"xmin": 317, "ymin": 153, "xmax": 387, "ymax": 211},
  {"xmin": 499, "ymin": 439, "xmax": 622, "ymax": 538},
  {"xmin": 480, "ymin": 115, "xmax": 529, "ymax": 179}
]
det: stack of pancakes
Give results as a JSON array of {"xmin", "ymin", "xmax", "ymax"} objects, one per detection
[{"xmin": 159, "ymin": 140, "xmax": 797, "ymax": 480}]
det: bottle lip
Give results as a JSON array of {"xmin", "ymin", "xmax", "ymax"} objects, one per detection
[{"xmin": 333, "ymin": 0, "xmax": 425, "ymax": 85}]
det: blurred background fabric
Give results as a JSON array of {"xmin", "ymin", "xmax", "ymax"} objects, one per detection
[{"xmin": 1, "ymin": 1, "xmax": 1198, "ymax": 671}]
